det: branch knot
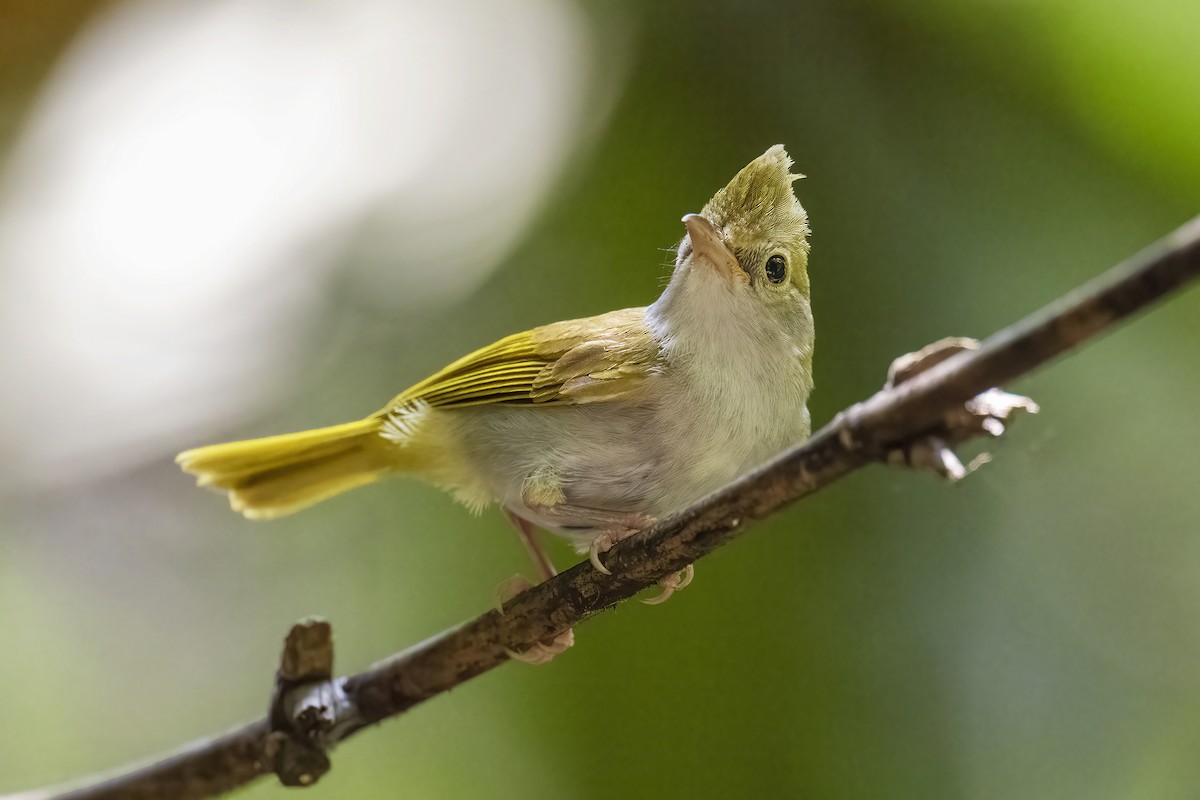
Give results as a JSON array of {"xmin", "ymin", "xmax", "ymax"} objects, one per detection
[{"xmin": 267, "ymin": 618, "xmax": 354, "ymax": 788}]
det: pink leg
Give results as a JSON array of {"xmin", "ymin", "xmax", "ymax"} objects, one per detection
[
  {"xmin": 524, "ymin": 503, "xmax": 694, "ymax": 604},
  {"xmin": 504, "ymin": 509, "xmax": 557, "ymax": 581},
  {"xmin": 499, "ymin": 510, "xmax": 574, "ymax": 664}
]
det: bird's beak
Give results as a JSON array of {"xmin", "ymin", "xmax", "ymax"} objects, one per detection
[{"xmin": 682, "ymin": 213, "xmax": 744, "ymax": 284}]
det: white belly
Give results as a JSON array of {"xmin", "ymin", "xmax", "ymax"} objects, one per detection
[{"xmin": 449, "ymin": 367, "xmax": 810, "ymax": 543}]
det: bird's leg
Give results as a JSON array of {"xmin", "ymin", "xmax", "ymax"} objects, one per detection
[
  {"xmin": 527, "ymin": 503, "xmax": 693, "ymax": 604},
  {"xmin": 498, "ymin": 509, "xmax": 574, "ymax": 665},
  {"xmin": 507, "ymin": 508, "xmax": 558, "ymax": 583}
]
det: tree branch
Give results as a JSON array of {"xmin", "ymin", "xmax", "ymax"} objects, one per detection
[{"xmin": 16, "ymin": 215, "xmax": 1200, "ymax": 800}]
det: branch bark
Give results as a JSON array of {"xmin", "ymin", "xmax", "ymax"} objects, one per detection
[{"xmin": 15, "ymin": 215, "xmax": 1200, "ymax": 800}]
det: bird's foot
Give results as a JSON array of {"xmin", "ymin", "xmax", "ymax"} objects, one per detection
[
  {"xmin": 586, "ymin": 513, "xmax": 656, "ymax": 575},
  {"xmin": 581, "ymin": 515, "xmax": 692, "ymax": 603},
  {"xmin": 506, "ymin": 630, "xmax": 576, "ymax": 665},
  {"xmin": 496, "ymin": 575, "xmax": 575, "ymax": 665},
  {"xmin": 641, "ymin": 563, "xmax": 695, "ymax": 605},
  {"xmin": 883, "ymin": 337, "xmax": 1039, "ymax": 480}
]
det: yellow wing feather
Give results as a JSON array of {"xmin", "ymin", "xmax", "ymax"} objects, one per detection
[{"xmin": 381, "ymin": 307, "xmax": 658, "ymax": 412}]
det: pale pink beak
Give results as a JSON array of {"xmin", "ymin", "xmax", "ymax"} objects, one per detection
[{"xmin": 682, "ymin": 213, "xmax": 743, "ymax": 283}]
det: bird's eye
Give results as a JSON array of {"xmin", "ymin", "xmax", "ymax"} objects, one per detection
[{"xmin": 765, "ymin": 254, "xmax": 787, "ymax": 284}]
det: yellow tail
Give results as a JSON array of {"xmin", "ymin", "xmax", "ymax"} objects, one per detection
[{"xmin": 177, "ymin": 418, "xmax": 393, "ymax": 519}]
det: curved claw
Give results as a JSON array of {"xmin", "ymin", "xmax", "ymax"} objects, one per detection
[
  {"xmin": 506, "ymin": 644, "xmax": 557, "ymax": 665},
  {"xmin": 641, "ymin": 584, "xmax": 675, "ymax": 606},
  {"xmin": 674, "ymin": 563, "xmax": 695, "ymax": 590},
  {"xmin": 505, "ymin": 628, "xmax": 575, "ymax": 665},
  {"xmin": 589, "ymin": 539, "xmax": 613, "ymax": 575},
  {"xmin": 578, "ymin": 517, "xmax": 655, "ymax": 577},
  {"xmin": 495, "ymin": 574, "xmax": 534, "ymax": 613},
  {"xmin": 641, "ymin": 564, "xmax": 695, "ymax": 605}
]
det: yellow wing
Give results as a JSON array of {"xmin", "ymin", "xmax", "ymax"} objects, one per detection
[
  {"xmin": 176, "ymin": 307, "xmax": 659, "ymax": 519},
  {"xmin": 384, "ymin": 307, "xmax": 659, "ymax": 410}
]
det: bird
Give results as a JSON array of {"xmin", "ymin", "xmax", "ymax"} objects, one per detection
[{"xmin": 177, "ymin": 144, "xmax": 814, "ymax": 662}]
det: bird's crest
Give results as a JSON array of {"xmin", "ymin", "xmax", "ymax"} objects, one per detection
[{"xmin": 701, "ymin": 144, "xmax": 809, "ymax": 253}]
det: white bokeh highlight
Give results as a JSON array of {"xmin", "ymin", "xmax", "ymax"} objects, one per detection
[{"xmin": 0, "ymin": 0, "xmax": 598, "ymax": 485}]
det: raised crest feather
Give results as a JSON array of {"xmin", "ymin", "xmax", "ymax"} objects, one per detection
[{"xmin": 700, "ymin": 144, "xmax": 810, "ymax": 252}]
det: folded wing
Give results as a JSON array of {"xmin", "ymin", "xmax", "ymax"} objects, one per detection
[{"xmin": 384, "ymin": 307, "xmax": 659, "ymax": 410}]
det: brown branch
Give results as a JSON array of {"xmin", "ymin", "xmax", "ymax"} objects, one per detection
[{"xmin": 16, "ymin": 215, "xmax": 1200, "ymax": 800}]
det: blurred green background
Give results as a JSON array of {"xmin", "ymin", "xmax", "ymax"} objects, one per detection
[{"xmin": 2, "ymin": 0, "xmax": 1199, "ymax": 798}]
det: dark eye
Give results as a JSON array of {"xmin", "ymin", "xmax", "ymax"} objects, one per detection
[{"xmin": 765, "ymin": 254, "xmax": 787, "ymax": 284}]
